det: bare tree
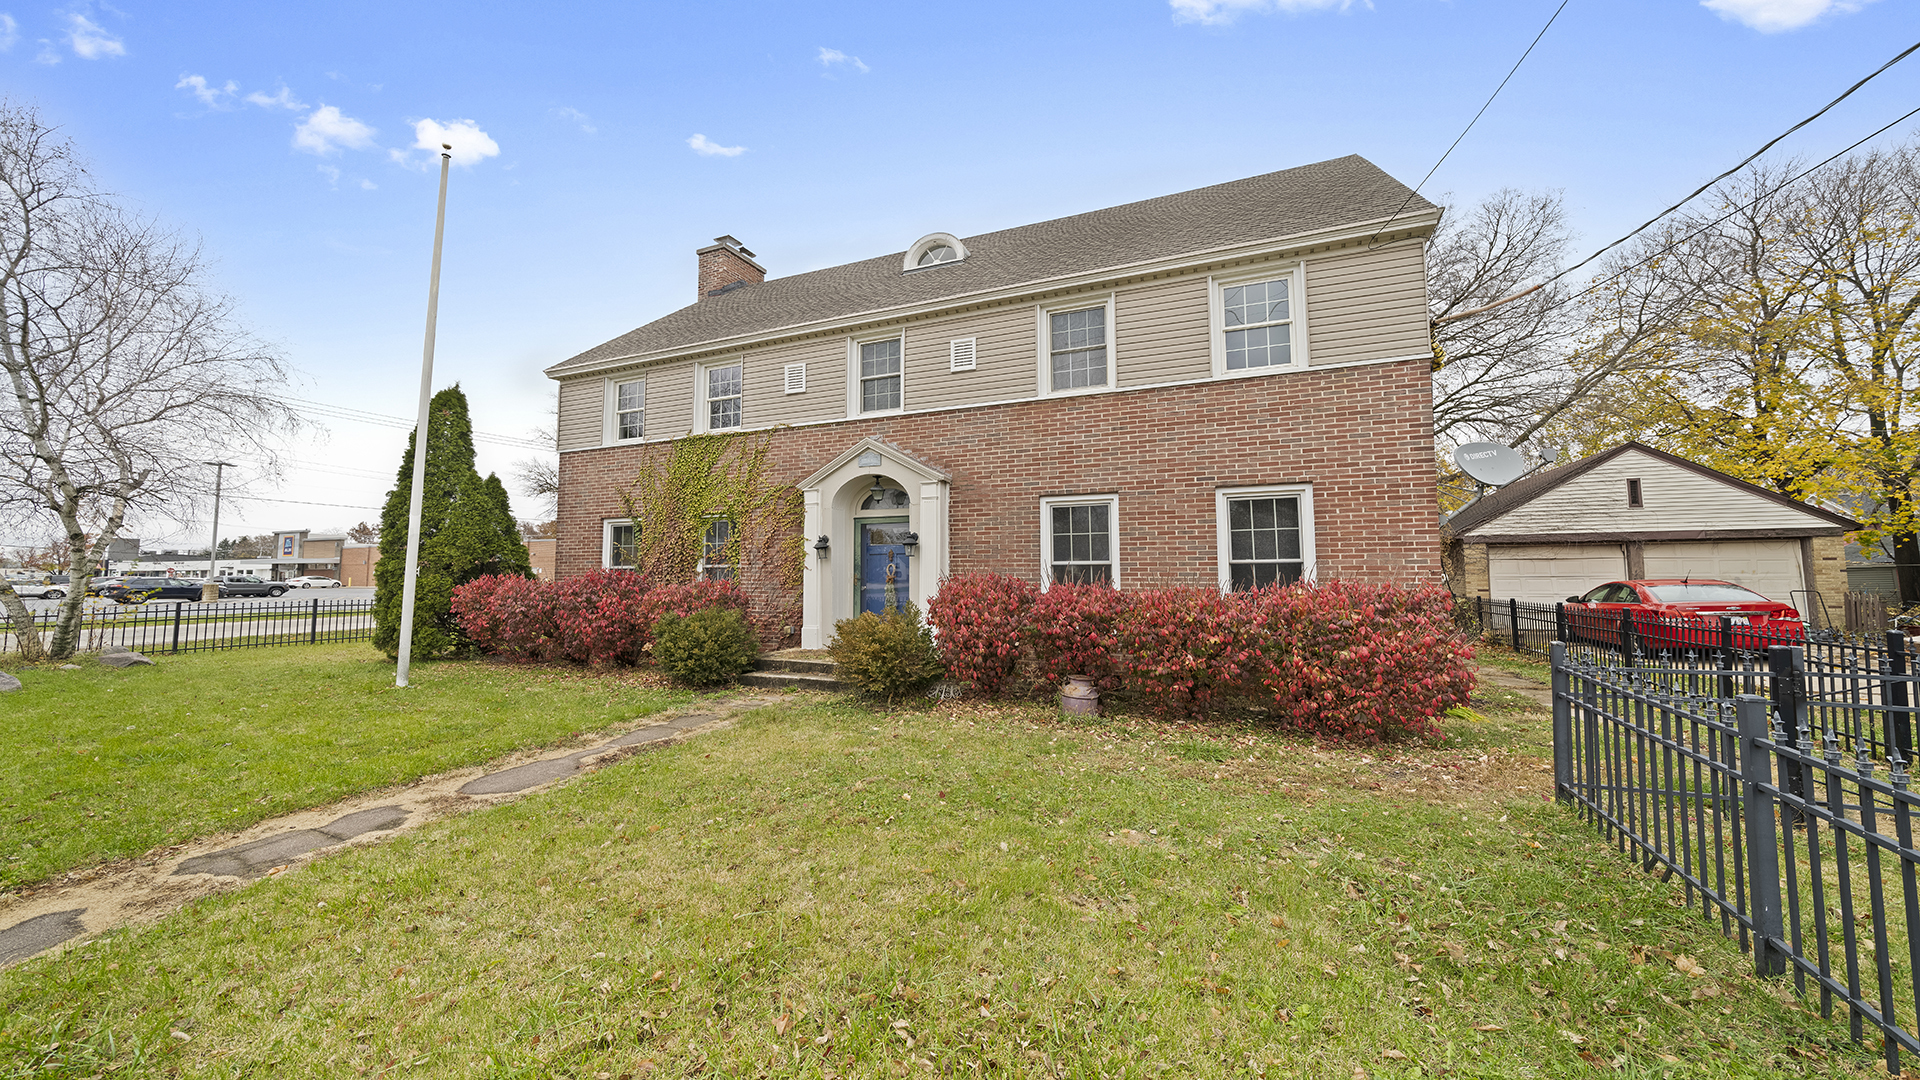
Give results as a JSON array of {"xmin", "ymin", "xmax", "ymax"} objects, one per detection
[
  {"xmin": 346, "ymin": 520, "xmax": 380, "ymax": 543},
  {"xmin": 0, "ymin": 102, "xmax": 294, "ymax": 659},
  {"xmin": 511, "ymin": 395, "xmax": 558, "ymax": 520}
]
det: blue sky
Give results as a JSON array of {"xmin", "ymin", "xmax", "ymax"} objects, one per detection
[{"xmin": 2, "ymin": 0, "xmax": 1914, "ymax": 545}]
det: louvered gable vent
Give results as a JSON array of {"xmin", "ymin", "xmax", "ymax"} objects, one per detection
[
  {"xmin": 783, "ymin": 363, "xmax": 806, "ymax": 394},
  {"xmin": 949, "ymin": 338, "xmax": 977, "ymax": 372}
]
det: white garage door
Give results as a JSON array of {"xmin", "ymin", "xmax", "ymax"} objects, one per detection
[
  {"xmin": 1488, "ymin": 544, "xmax": 1627, "ymax": 604},
  {"xmin": 1642, "ymin": 540, "xmax": 1806, "ymax": 611}
]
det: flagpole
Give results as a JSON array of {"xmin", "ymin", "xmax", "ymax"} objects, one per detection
[{"xmin": 396, "ymin": 144, "xmax": 453, "ymax": 688}]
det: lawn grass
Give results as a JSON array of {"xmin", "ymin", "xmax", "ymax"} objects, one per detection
[
  {"xmin": 0, "ymin": 680, "xmax": 1887, "ymax": 1078},
  {"xmin": 0, "ymin": 645, "xmax": 695, "ymax": 890}
]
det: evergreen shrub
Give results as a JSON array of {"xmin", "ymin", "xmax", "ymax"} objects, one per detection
[
  {"xmin": 828, "ymin": 604, "xmax": 945, "ymax": 704},
  {"xmin": 651, "ymin": 606, "xmax": 760, "ymax": 687}
]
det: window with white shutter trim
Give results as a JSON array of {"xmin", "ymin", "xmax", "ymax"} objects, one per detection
[
  {"xmin": 784, "ymin": 363, "xmax": 806, "ymax": 394},
  {"xmin": 949, "ymin": 338, "xmax": 977, "ymax": 372}
]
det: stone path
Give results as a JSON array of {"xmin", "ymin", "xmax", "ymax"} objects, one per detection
[
  {"xmin": 0, "ymin": 695, "xmax": 780, "ymax": 969},
  {"xmin": 1475, "ymin": 664, "xmax": 1554, "ymax": 708}
]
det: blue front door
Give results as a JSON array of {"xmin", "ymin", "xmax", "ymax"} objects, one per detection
[{"xmin": 860, "ymin": 521, "xmax": 911, "ymax": 615}]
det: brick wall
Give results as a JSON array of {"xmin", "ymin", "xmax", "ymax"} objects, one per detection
[{"xmin": 557, "ymin": 359, "xmax": 1441, "ymax": 593}]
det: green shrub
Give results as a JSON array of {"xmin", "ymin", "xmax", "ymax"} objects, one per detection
[
  {"xmin": 651, "ymin": 607, "xmax": 760, "ymax": 687},
  {"xmin": 829, "ymin": 604, "xmax": 945, "ymax": 705}
]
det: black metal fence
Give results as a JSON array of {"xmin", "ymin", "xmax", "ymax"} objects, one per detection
[
  {"xmin": 1554, "ymin": 640, "xmax": 1920, "ymax": 1071},
  {"xmin": 0, "ymin": 598, "xmax": 374, "ymax": 656}
]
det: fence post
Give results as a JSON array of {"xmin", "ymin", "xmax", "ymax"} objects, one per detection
[
  {"xmin": 1620, "ymin": 608, "xmax": 1638, "ymax": 661},
  {"xmin": 1719, "ymin": 615, "xmax": 1736, "ymax": 700},
  {"xmin": 1769, "ymin": 645, "xmax": 1809, "ymax": 825},
  {"xmin": 310, "ymin": 597, "xmax": 320, "ymax": 645},
  {"xmin": 169, "ymin": 602, "xmax": 183, "ymax": 655},
  {"xmin": 1886, "ymin": 630, "xmax": 1911, "ymax": 760},
  {"xmin": 1551, "ymin": 641, "xmax": 1572, "ymax": 802},
  {"xmin": 1555, "ymin": 602, "xmax": 1568, "ymax": 646},
  {"xmin": 1509, "ymin": 598, "xmax": 1521, "ymax": 651},
  {"xmin": 1737, "ymin": 694, "xmax": 1788, "ymax": 977}
]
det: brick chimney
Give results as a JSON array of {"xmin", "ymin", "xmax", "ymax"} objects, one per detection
[{"xmin": 696, "ymin": 235, "xmax": 765, "ymax": 301}]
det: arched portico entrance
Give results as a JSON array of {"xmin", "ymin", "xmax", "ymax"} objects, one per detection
[{"xmin": 799, "ymin": 439, "xmax": 950, "ymax": 648}]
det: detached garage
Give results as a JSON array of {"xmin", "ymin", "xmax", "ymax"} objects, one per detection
[{"xmin": 1445, "ymin": 442, "xmax": 1858, "ymax": 622}]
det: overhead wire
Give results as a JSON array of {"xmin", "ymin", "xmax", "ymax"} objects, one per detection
[
  {"xmin": 1435, "ymin": 38, "xmax": 1920, "ymax": 325},
  {"xmin": 1366, "ymin": 0, "xmax": 1571, "ymax": 249},
  {"xmin": 287, "ymin": 395, "xmax": 549, "ymax": 450}
]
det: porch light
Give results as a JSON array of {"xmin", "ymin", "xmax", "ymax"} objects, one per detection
[
  {"xmin": 868, "ymin": 476, "xmax": 886, "ymax": 502},
  {"xmin": 902, "ymin": 531, "xmax": 919, "ymax": 552},
  {"xmin": 814, "ymin": 535, "xmax": 830, "ymax": 556}
]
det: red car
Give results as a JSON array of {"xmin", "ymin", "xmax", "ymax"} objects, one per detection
[{"xmin": 1565, "ymin": 579, "xmax": 1806, "ymax": 652}]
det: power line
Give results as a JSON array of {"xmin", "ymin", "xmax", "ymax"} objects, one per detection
[
  {"xmin": 1367, "ymin": 0, "xmax": 1571, "ymax": 248},
  {"xmin": 224, "ymin": 494, "xmax": 383, "ymax": 510},
  {"xmin": 1436, "ymin": 37, "xmax": 1920, "ymax": 326},
  {"xmin": 288, "ymin": 395, "xmax": 549, "ymax": 450}
]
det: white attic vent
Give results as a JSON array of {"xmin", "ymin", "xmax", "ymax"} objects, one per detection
[
  {"xmin": 949, "ymin": 338, "xmax": 977, "ymax": 372},
  {"xmin": 783, "ymin": 363, "xmax": 807, "ymax": 394}
]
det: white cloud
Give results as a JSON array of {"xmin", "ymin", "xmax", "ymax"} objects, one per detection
[
  {"xmin": 411, "ymin": 118, "xmax": 500, "ymax": 166},
  {"xmin": 34, "ymin": 38, "xmax": 59, "ymax": 64},
  {"xmin": 552, "ymin": 106, "xmax": 595, "ymax": 134},
  {"xmin": 245, "ymin": 85, "xmax": 306, "ymax": 110},
  {"xmin": 317, "ymin": 164, "xmax": 341, "ymax": 188},
  {"xmin": 1700, "ymin": 0, "xmax": 1868, "ymax": 31},
  {"xmin": 293, "ymin": 105, "xmax": 377, "ymax": 156},
  {"xmin": 0, "ymin": 15, "xmax": 19, "ymax": 51},
  {"xmin": 687, "ymin": 133, "xmax": 745, "ymax": 157},
  {"xmin": 176, "ymin": 74, "xmax": 236, "ymax": 107},
  {"xmin": 65, "ymin": 13, "xmax": 123, "ymax": 59},
  {"xmin": 1170, "ymin": 0, "xmax": 1358, "ymax": 24},
  {"xmin": 817, "ymin": 46, "xmax": 869, "ymax": 73},
  {"xmin": 359, "ymin": 178, "xmax": 377, "ymax": 190}
]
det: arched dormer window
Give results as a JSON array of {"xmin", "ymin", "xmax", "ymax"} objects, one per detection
[{"xmin": 903, "ymin": 232, "xmax": 969, "ymax": 272}]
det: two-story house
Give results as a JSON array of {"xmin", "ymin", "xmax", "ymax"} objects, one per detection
[{"xmin": 546, "ymin": 155, "xmax": 1444, "ymax": 649}]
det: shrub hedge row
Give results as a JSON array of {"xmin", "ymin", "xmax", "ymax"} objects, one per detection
[
  {"xmin": 450, "ymin": 571, "xmax": 750, "ymax": 667},
  {"xmin": 927, "ymin": 574, "xmax": 1473, "ymax": 742}
]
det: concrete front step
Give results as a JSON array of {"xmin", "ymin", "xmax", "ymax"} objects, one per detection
[{"xmin": 737, "ymin": 669, "xmax": 845, "ymax": 692}]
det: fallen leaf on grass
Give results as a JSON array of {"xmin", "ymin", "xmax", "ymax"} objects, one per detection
[
  {"xmin": 1672, "ymin": 954, "xmax": 1708, "ymax": 978},
  {"xmin": 1559, "ymin": 1029, "xmax": 1585, "ymax": 1045},
  {"xmin": 1270, "ymin": 915, "xmax": 1289, "ymax": 929},
  {"xmin": 1276, "ymin": 938, "xmax": 1292, "ymax": 948},
  {"xmin": 1472, "ymin": 1024, "xmax": 1504, "ymax": 1033},
  {"xmin": 1381, "ymin": 1048, "xmax": 1409, "ymax": 1060},
  {"xmin": 774, "ymin": 1014, "xmax": 792, "ymax": 1035}
]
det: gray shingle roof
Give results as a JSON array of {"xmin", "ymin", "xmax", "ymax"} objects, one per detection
[{"xmin": 546, "ymin": 154, "xmax": 1432, "ymax": 376}]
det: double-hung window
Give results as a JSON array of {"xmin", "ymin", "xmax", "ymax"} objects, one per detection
[
  {"xmin": 698, "ymin": 519, "xmax": 734, "ymax": 581},
  {"xmin": 1215, "ymin": 485, "xmax": 1313, "ymax": 592},
  {"xmin": 604, "ymin": 520, "xmax": 638, "ymax": 570},
  {"xmin": 1048, "ymin": 305, "xmax": 1109, "ymax": 392},
  {"xmin": 611, "ymin": 378, "xmax": 644, "ymax": 441},
  {"xmin": 705, "ymin": 363, "xmax": 743, "ymax": 430},
  {"xmin": 1040, "ymin": 495, "xmax": 1118, "ymax": 587},
  {"xmin": 1214, "ymin": 270, "xmax": 1302, "ymax": 375},
  {"xmin": 860, "ymin": 338, "xmax": 902, "ymax": 413}
]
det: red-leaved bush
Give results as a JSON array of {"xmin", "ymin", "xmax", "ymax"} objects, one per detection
[
  {"xmin": 1026, "ymin": 582, "xmax": 1135, "ymax": 690},
  {"xmin": 451, "ymin": 572, "xmax": 752, "ymax": 666},
  {"xmin": 1113, "ymin": 586, "xmax": 1256, "ymax": 718},
  {"xmin": 926, "ymin": 572, "xmax": 1474, "ymax": 742},
  {"xmin": 1242, "ymin": 579, "xmax": 1474, "ymax": 742},
  {"xmin": 925, "ymin": 572, "xmax": 1038, "ymax": 695}
]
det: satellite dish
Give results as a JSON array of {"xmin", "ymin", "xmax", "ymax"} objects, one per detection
[{"xmin": 1454, "ymin": 442, "xmax": 1531, "ymax": 487}]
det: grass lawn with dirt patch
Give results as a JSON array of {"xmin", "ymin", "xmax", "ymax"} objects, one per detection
[
  {"xmin": 0, "ymin": 673, "xmax": 1887, "ymax": 1078},
  {"xmin": 0, "ymin": 645, "xmax": 694, "ymax": 890}
]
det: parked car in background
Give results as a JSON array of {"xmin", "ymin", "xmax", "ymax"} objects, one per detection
[
  {"xmin": 6, "ymin": 579, "xmax": 68, "ymax": 599},
  {"xmin": 86, "ymin": 575, "xmax": 127, "ymax": 596},
  {"xmin": 215, "ymin": 574, "xmax": 289, "ymax": 598},
  {"xmin": 285, "ymin": 576, "xmax": 343, "ymax": 588},
  {"xmin": 1564, "ymin": 578, "xmax": 1806, "ymax": 652},
  {"xmin": 104, "ymin": 577, "xmax": 205, "ymax": 604}
]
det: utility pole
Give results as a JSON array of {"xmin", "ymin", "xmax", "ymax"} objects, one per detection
[
  {"xmin": 396, "ymin": 144, "xmax": 453, "ymax": 689},
  {"xmin": 200, "ymin": 461, "xmax": 236, "ymax": 602}
]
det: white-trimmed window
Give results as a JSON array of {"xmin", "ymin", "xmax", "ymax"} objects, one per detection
[
  {"xmin": 704, "ymin": 362, "xmax": 743, "ymax": 431},
  {"xmin": 1212, "ymin": 267, "xmax": 1305, "ymax": 376},
  {"xmin": 608, "ymin": 377, "xmax": 644, "ymax": 442},
  {"xmin": 1040, "ymin": 495, "xmax": 1118, "ymax": 588},
  {"xmin": 603, "ymin": 519, "xmax": 638, "ymax": 570},
  {"xmin": 698, "ymin": 519, "xmax": 734, "ymax": 581},
  {"xmin": 1037, "ymin": 298, "xmax": 1115, "ymax": 396},
  {"xmin": 1215, "ymin": 485, "xmax": 1313, "ymax": 592},
  {"xmin": 859, "ymin": 337, "xmax": 903, "ymax": 413}
]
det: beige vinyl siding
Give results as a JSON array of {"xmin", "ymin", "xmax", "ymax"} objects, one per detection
[
  {"xmin": 1304, "ymin": 239, "xmax": 1429, "ymax": 367},
  {"xmin": 557, "ymin": 376, "xmax": 607, "ymax": 451},
  {"xmin": 644, "ymin": 361, "xmax": 697, "ymax": 440},
  {"xmin": 1469, "ymin": 450, "xmax": 1840, "ymax": 536},
  {"xmin": 901, "ymin": 303, "xmax": 1037, "ymax": 411},
  {"xmin": 741, "ymin": 336, "xmax": 848, "ymax": 427},
  {"xmin": 1115, "ymin": 274, "xmax": 1210, "ymax": 386}
]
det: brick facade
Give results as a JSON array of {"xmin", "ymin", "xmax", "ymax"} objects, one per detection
[{"xmin": 556, "ymin": 357, "xmax": 1442, "ymax": 595}]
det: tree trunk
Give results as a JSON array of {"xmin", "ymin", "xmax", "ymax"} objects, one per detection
[{"xmin": 0, "ymin": 583, "xmax": 46, "ymax": 661}]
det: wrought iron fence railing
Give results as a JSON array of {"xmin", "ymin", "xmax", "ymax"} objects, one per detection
[
  {"xmin": 0, "ymin": 597, "xmax": 374, "ymax": 656},
  {"xmin": 1554, "ymin": 641, "xmax": 1920, "ymax": 1072}
]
